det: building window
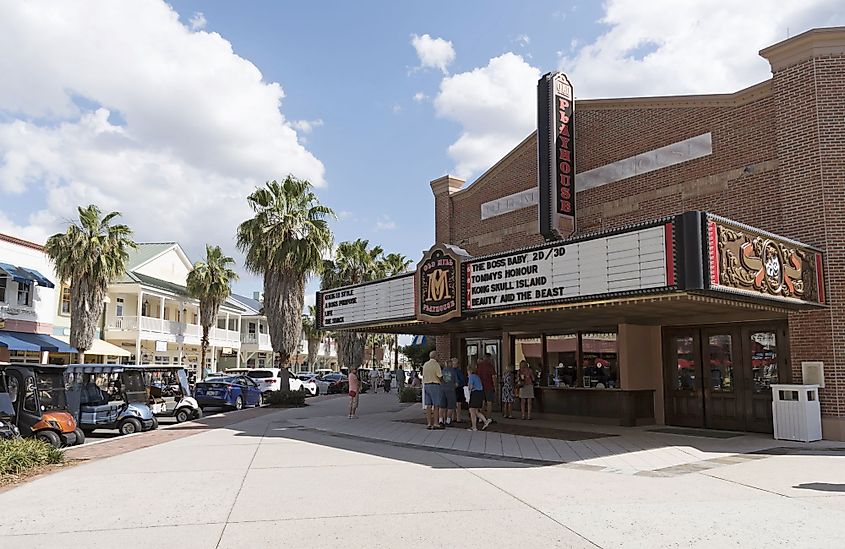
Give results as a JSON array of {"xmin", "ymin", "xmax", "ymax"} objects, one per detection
[
  {"xmin": 142, "ymin": 300, "xmax": 149, "ymax": 317},
  {"xmin": 59, "ymin": 285, "xmax": 71, "ymax": 315},
  {"xmin": 17, "ymin": 281, "xmax": 32, "ymax": 306},
  {"xmin": 116, "ymin": 297, "xmax": 124, "ymax": 317},
  {"xmin": 580, "ymin": 333, "xmax": 619, "ymax": 389},
  {"xmin": 0, "ymin": 276, "xmax": 7, "ymax": 303},
  {"xmin": 513, "ymin": 337, "xmax": 543, "ymax": 384},
  {"xmin": 547, "ymin": 334, "xmax": 578, "ymax": 387},
  {"xmin": 154, "ymin": 355, "xmax": 170, "ymax": 365},
  {"xmin": 248, "ymin": 322, "xmax": 256, "ymax": 335}
]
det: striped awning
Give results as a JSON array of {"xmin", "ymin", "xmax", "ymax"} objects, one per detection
[
  {"xmin": 0, "ymin": 331, "xmax": 76, "ymax": 353},
  {"xmin": 0, "ymin": 262, "xmax": 55, "ymax": 288}
]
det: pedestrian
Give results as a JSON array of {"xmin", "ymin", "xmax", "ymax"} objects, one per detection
[
  {"xmin": 396, "ymin": 367, "xmax": 406, "ymax": 392},
  {"xmin": 466, "ymin": 363, "xmax": 492, "ymax": 432},
  {"xmin": 439, "ymin": 358, "xmax": 459, "ymax": 426},
  {"xmin": 410, "ymin": 370, "xmax": 421, "ymax": 389},
  {"xmin": 421, "ymin": 351, "xmax": 444, "ymax": 430},
  {"xmin": 518, "ymin": 360, "xmax": 535, "ymax": 420},
  {"xmin": 348, "ymin": 367, "xmax": 360, "ymax": 419},
  {"xmin": 476, "ymin": 354, "xmax": 498, "ymax": 418},
  {"xmin": 454, "ymin": 361, "xmax": 467, "ymax": 423},
  {"xmin": 384, "ymin": 369, "xmax": 392, "ymax": 393},
  {"xmin": 501, "ymin": 362, "xmax": 515, "ymax": 419},
  {"xmin": 371, "ymin": 369, "xmax": 381, "ymax": 394}
]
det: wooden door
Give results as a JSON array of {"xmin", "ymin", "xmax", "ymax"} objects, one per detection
[
  {"xmin": 701, "ymin": 328, "xmax": 746, "ymax": 431},
  {"xmin": 663, "ymin": 329, "xmax": 704, "ymax": 428}
]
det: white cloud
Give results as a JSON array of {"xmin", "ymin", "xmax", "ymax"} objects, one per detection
[
  {"xmin": 516, "ymin": 34, "xmax": 530, "ymax": 47},
  {"xmin": 413, "ymin": 92, "xmax": 428, "ymax": 102},
  {"xmin": 559, "ymin": 0, "xmax": 845, "ymax": 98},
  {"xmin": 434, "ymin": 53, "xmax": 540, "ymax": 179},
  {"xmin": 391, "ymin": 104, "xmax": 402, "ymax": 114},
  {"xmin": 374, "ymin": 215, "xmax": 396, "ymax": 231},
  {"xmin": 189, "ymin": 11, "xmax": 206, "ymax": 31},
  {"xmin": 410, "ymin": 34, "xmax": 456, "ymax": 74},
  {"xmin": 291, "ymin": 118, "xmax": 324, "ymax": 134},
  {"xmin": 0, "ymin": 1, "xmax": 324, "ymax": 261}
]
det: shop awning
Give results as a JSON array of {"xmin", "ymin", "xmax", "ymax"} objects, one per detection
[
  {"xmin": 0, "ymin": 331, "xmax": 43, "ymax": 351},
  {"xmin": 6, "ymin": 332, "xmax": 76, "ymax": 353},
  {"xmin": 55, "ymin": 335, "xmax": 131, "ymax": 358},
  {"xmin": 0, "ymin": 262, "xmax": 55, "ymax": 288}
]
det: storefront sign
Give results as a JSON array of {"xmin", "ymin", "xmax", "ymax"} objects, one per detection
[
  {"xmin": 464, "ymin": 224, "xmax": 669, "ymax": 312},
  {"xmin": 416, "ymin": 244, "xmax": 464, "ymax": 323},
  {"xmin": 706, "ymin": 217, "xmax": 825, "ymax": 304},
  {"xmin": 538, "ymin": 71, "xmax": 576, "ymax": 241},
  {"xmin": 318, "ymin": 274, "xmax": 415, "ymax": 329}
]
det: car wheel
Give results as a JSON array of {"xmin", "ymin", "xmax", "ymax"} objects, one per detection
[
  {"xmin": 73, "ymin": 428, "xmax": 85, "ymax": 446},
  {"xmin": 175, "ymin": 409, "xmax": 190, "ymax": 423},
  {"xmin": 119, "ymin": 418, "xmax": 142, "ymax": 435},
  {"xmin": 151, "ymin": 417, "xmax": 159, "ymax": 430},
  {"xmin": 36, "ymin": 429, "xmax": 61, "ymax": 448},
  {"xmin": 234, "ymin": 396, "xmax": 243, "ymax": 410}
]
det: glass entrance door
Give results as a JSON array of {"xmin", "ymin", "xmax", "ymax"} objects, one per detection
[{"xmin": 663, "ymin": 324, "xmax": 786, "ymax": 433}]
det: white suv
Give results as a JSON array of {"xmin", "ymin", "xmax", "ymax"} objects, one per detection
[{"xmin": 246, "ymin": 368, "xmax": 308, "ymax": 394}]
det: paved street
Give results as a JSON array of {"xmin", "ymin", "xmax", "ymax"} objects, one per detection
[{"xmin": 1, "ymin": 392, "xmax": 844, "ymax": 548}]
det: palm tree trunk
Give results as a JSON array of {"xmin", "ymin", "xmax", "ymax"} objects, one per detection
[{"xmin": 200, "ymin": 326, "xmax": 209, "ymax": 381}]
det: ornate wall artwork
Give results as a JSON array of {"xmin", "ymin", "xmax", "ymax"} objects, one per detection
[{"xmin": 707, "ymin": 218, "xmax": 825, "ymax": 304}]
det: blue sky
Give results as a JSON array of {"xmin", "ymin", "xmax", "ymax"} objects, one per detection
[{"xmin": 1, "ymin": 1, "xmax": 843, "ymax": 305}]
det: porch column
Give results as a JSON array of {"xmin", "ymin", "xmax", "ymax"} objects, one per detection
[
  {"xmin": 159, "ymin": 295, "xmax": 165, "ymax": 333},
  {"xmin": 211, "ymin": 345, "xmax": 216, "ymax": 372},
  {"xmin": 135, "ymin": 290, "xmax": 143, "ymax": 365}
]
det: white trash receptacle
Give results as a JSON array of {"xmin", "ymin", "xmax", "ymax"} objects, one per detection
[{"xmin": 771, "ymin": 384, "xmax": 822, "ymax": 442}]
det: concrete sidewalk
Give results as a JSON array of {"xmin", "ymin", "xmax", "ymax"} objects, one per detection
[{"xmin": 1, "ymin": 391, "xmax": 843, "ymax": 548}]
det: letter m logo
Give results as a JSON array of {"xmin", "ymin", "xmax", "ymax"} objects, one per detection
[{"xmin": 426, "ymin": 268, "xmax": 451, "ymax": 302}]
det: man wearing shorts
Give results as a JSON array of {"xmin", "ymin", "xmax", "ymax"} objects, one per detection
[
  {"xmin": 476, "ymin": 354, "xmax": 498, "ymax": 417},
  {"xmin": 421, "ymin": 351, "xmax": 443, "ymax": 430},
  {"xmin": 438, "ymin": 358, "xmax": 459, "ymax": 426}
]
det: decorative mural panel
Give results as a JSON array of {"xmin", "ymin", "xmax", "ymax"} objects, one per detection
[{"xmin": 706, "ymin": 217, "xmax": 825, "ymax": 305}]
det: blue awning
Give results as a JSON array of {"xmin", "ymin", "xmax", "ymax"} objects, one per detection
[
  {"xmin": 0, "ymin": 331, "xmax": 43, "ymax": 352},
  {"xmin": 0, "ymin": 262, "xmax": 55, "ymax": 288},
  {"xmin": 0, "ymin": 331, "xmax": 77, "ymax": 353}
]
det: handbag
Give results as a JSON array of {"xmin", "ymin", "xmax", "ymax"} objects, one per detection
[
  {"xmin": 463, "ymin": 385, "xmax": 471, "ymax": 403},
  {"xmin": 348, "ymin": 390, "xmax": 357, "ymax": 398}
]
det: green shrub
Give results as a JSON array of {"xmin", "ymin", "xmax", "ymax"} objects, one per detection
[
  {"xmin": 266, "ymin": 390, "xmax": 306, "ymax": 407},
  {"xmin": 399, "ymin": 387, "xmax": 422, "ymax": 403},
  {"xmin": 0, "ymin": 438, "xmax": 64, "ymax": 476}
]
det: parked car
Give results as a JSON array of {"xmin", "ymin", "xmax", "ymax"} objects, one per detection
[
  {"xmin": 194, "ymin": 375, "xmax": 263, "ymax": 410},
  {"xmin": 298, "ymin": 373, "xmax": 329, "ymax": 396},
  {"xmin": 66, "ymin": 364, "xmax": 157, "ymax": 436},
  {"xmin": 322, "ymin": 373, "xmax": 348, "ymax": 394}
]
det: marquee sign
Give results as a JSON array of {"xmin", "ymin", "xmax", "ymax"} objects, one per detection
[
  {"xmin": 464, "ymin": 223, "xmax": 672, "ymax": 312},
  {"xmin": 538, "ymin": 71, "xmax": 576, "ymax": 241},
  {"xmin": 705, "ymin": 216, "xmax": 825, "ymax": 305},
  {"xmin": 317, "ymin": 274, "xmax": 415, "ymax": 329},
  {"xmin": 415, "ymin": 244, "xmax": 465, "ymax": 323}
]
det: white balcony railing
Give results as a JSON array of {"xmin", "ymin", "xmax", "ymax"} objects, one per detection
[
  {"xmin": 210, "ymin": 327, "xmax": 241, "ymax": 345},
  {"xmin": 242, "ymin": 333, "xmax": 271, "ymax": 347},
  {"xmin": 109, "ymin": 315, "xmax": 218, "ymax": 340}
]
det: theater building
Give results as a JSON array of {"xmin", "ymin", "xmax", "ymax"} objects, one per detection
[{"xmin": 318, "ymin": 27, "xmax": 845, "ymax": 440}]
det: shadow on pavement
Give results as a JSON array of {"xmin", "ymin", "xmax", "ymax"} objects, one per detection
[{"xmin": 794, "ymin": 482, "xmax": 845, "ymax": 493}]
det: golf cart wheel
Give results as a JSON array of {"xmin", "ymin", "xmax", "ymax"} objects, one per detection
[
  {"xmin": 119, "ymin": 417, "xmax": 142, "ymax": 435},
  {"xmin": 73, "ymin": 428, "xmax": 86, "ymax": 446},
  {"xmin": 81, "ymin": 428, "xmax": 95, "ymax": 435},
  {"xmin": 36, "ymin": 429, "xmax": 61, "ymax": 448},
  {"xmin": 234, "ymin": 396, "xmax": 243, "ymax": 410},
  {"xmin": 151, "ymin": 417, "xmax": 159, "ymax": 430},
  {"xmin": 175, "ymin": 409, "xmax": 190, "ymax": 423}
]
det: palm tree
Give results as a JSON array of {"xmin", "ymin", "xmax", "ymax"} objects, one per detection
[
  {"xmin": 321, "ymin": 239, "xmax": 384, "ymax": 370},
  {"xmin": 378, "ymin": 252, "xmax": 412, "ymax": 370},
  {"xmin": 301, "ymin": 305, "xmax": 324, "ymax": 369},
  {"xmin": 186, "ymin": 245, "xmax": 239, "ymax": 380},
  {"xmin": 45, "ymin": 205, "xmax": 136, "ymax": 362},
  {"xmin": 237, "ymin": 177, "xmax": 334, "ymax": 367}
]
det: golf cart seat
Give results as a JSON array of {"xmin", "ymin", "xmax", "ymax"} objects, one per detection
[{"xmin": 80, "ymin": 382, "xmax": 117, "ymax": 414}]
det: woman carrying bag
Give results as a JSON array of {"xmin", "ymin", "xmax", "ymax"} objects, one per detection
[{"xmin": 517, "ymin": 360, "xmax": 535, "ymax": 420}]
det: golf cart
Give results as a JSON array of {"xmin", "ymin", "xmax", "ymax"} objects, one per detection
[
  {"xmin": 142, "ymin": 365, "xmax": 202, "ymax": 423},
  {"xmin": 0, "ymin": 363, "xmax": 84, "ymax": 447},
  {"xmin": 66, "ymin": 364, "xmax": 156, "ymax": 436}
]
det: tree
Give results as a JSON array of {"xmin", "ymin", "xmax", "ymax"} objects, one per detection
[
  {"xmin": 186, "ymin": 245, "xmax": 238, "ymax": 379},
  {"xmin": 378, "ymin": 252, "xmax": 412, "ymax": 369},
  {"xmin": 45, "ymin": 205, "xmax": 136, "ymax": 362},
  {"xmin": 237, "ymin": 177, "xmax": 334, "ymax": 366},
  {"xmin": 301, "ymin": 305, "xmax": 323, "ymax": 369},
  {"xmin": 321, "ymin": 239, "xmax": 384, "ymax": 370},
  {"xmin": 399, "ymin": 340, "xmax": 435, "ymax": 370}
]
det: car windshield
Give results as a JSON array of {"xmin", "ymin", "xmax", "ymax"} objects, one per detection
[
  {"xmin": 324, "ymin": 374, "xmax": 344, "ymax": 381},
  {"xmin": 247, "ymin": 371, "xmax": 273, "ymax": 379},
  {"xmin": 36, "ymin": 371, "xmax": 67, "ymax": 411},
  {"xmin": 203, "ymin": 376, "xmax": 237, "ymax": 384}
]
